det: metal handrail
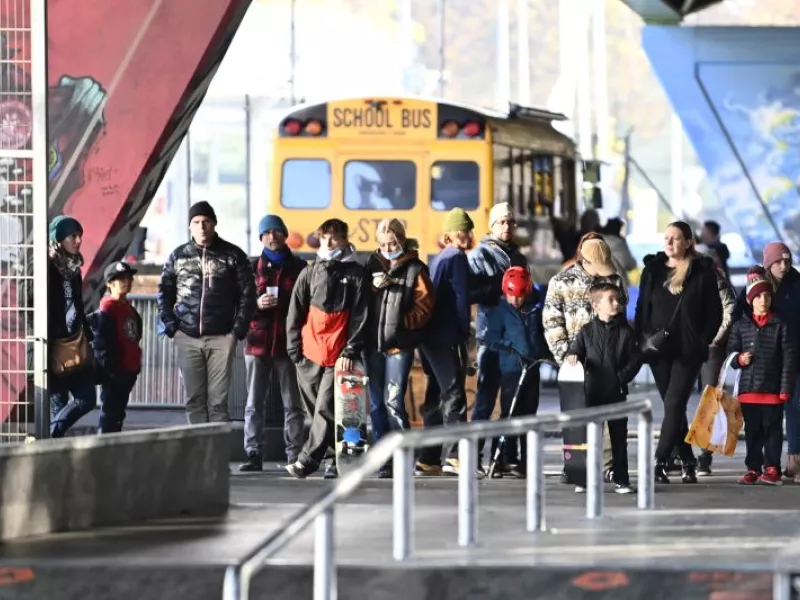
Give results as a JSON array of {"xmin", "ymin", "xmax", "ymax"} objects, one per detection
[{"xmin": 222, "ymin": 398, "xmax": 654, "ymax": 600}]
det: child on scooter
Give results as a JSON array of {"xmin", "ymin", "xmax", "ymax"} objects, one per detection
[
  {"xmin": 485, "ymin": 266, "xmax": 543, "ymax": 478},
  {"xmin": 566, "ymin": 283, "xmax": 642, "ymax": 493}
]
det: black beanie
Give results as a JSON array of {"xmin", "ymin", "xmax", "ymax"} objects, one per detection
[{"xmin": 189, "ymin": 201, "xmax": 217, "ymax": 223}]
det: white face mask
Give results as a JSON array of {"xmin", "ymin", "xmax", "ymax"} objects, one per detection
[
  {"xmin": 318, "ymin": 246, "xmax": 343, "ymax": 261},
  {"xmin": 381, "ymin": 249, "xmax": 403, "ymax": 261}
]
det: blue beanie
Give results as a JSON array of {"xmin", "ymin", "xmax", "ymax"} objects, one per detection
[
  {"xmin": 48, "ymin": 215, "xmax": 83, "ymax": 243},
  {"xmin": 258, "ymin": 214, "xmax": 288, "ymax": 237}
]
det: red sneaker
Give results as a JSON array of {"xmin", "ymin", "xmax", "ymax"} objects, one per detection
[
  {"xmin": 760, "ymin": 467, "xmax": 782, "ymax": 486},
  {"xmin": 739, "ymin": 470, "xmax": 761, "ymax": 485}
]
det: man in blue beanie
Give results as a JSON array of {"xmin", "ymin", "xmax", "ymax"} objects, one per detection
[{"xmin": 239, "ymin": 213, "xmax": 309, "ymax": 471}]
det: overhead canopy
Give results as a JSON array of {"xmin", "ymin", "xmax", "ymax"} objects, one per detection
[{"xmin": 620, "ymin": 0, "xmax": 725, "ymax": 23}]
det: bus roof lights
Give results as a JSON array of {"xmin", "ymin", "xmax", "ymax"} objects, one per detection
[
  {"xmin": 283, "ymin": 119, "xmax": 302, "ymax": 136},
  {"xmin": 304, "ymin": 119, "xmax": 324, "ymax": 136},
  {"xmin": 440, "ymin": 120, "xmax": 459, "ymax": 137},
  {"xmin": 462, "ymin": 121, "xmax": 481, "ymax": 137}
]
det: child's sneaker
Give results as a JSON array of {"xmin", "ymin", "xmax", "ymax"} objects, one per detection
[
  {"xmin": 324, "ymin": 463, "xmax": 339, "ymax": 480},
  {"xmin": 574, "ymin": 485, "xmax": 586, "ymax": 493},
  {"xmin": 285, "ymin": 461, "xmax": 309, "ymax": 479},
  {"xmin": 614, "ymin": 484, "xmax": 635, "ymax": 494},
  {"xmin": 738, "ymin": 470, "xmax": 761, "ymax": 485},
  {"xmin": 760, "ymin": 467, "xmax": 782, "ymax": 486},
  {"xmin": 414, "ymin": 461, "xmax": 442, "ymax": 477}
]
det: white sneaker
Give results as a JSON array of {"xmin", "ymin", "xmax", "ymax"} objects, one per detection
[
  {"xmin": 614, "ymin": 484, "xmax": 635, "ymax": 494},
  {"xmin": 574, "ymin": 485, "xmax": 586, "ymax": 493}
]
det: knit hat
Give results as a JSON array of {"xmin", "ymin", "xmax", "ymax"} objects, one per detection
[
  {"xmin": 489, "ymin": 202, "xmax": 515, "ymax": 227},
  {"xmin": 578, "ymin": 238, "xmax": 615, "ymax": 277},
  {"xmin": 502, "ymin": 266, "xmax": 531, "ymax": 298},
  {"xmin": 48, "ymin": 215, "xmax": 83, "ymax": 243},
  {"xmin": 763, "ymin": 242, "xmax": 791, "ymax": 269},
  {"xmin": 442, "ymin": 208, "xmax": 474, "ymax": 233},
  {"xmin": 745, "ymin": 265, "xmax": 773, "ymax": 305},
  {"xmin": 188, "ymin": 201, "xmax": 217, "ymax": 224},
  {"xmin": 258, "ymin": 214, "xmax": 288, "ymax": 237}
]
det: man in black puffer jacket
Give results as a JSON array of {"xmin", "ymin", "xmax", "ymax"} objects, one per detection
[{"xmin": 158, "ymin": 201, "xmax": 256, "ymax": 423}]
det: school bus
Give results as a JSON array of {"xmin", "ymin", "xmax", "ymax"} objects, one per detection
[{"xmin": 269, "ymin": 96, "xmax": 580, "ymax": 272}]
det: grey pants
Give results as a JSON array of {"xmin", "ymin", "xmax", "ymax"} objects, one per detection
[
  {"xmin": 296, "ymin": 360, "xmax": 336, "ymax": 471},
  {"xmin": 174, "ymin": 331, "xmax": 236, "ymax": 424},
  {"xmin": 244, "ymin": 354, "xmax": 308, "ymax": 461}
]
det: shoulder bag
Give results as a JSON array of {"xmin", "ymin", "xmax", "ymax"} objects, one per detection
[
  {"xmin": 641, "ymin": 295, "xmax": 685, "ymax": 358},
  {"xmin": 50, "ymin": 327, "xmax": 93, "ymax": 376}
]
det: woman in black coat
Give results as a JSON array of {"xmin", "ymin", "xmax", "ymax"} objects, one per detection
[{"xmin": 634, "ymin": 221, "xmax": 723, "ymax": 484}]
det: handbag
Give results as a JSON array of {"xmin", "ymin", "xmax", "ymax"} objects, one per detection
[
  {"xmin": 641, "ymin": 295, "xmax": 684, "ymax": 357},
  {"xmin": 50, "ymin": 327, "xmax": 93, "ymax": 376}
]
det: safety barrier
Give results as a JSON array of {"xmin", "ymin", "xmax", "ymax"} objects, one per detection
[{"xmin": 221, "ymin": 398, "xmax": 654, "ymax": 600}]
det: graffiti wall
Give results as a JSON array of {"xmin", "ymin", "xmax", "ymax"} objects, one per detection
[
  {"xmin": 0, "ymin": 0, "xmax": 251, "ymax": 433},
  {"xmin": 643, "ymin": 26, "xmax": 800, "ymax": 259}
]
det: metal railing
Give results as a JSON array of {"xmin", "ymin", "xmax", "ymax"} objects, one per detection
[{"xmin": 221, "ymin": 398, "xmax": 654, "ymax": 600}]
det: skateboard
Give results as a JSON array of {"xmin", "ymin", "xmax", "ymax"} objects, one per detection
[
  {"xmin": 334, "ymin": 360, "xmax": 370, "ymax": 476},
  {"xmin": 558, "ymin": 361, "xmax": 587, "ymax": 486}
]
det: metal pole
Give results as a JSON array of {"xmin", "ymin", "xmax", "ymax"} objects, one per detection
[
  {"xmin": 392, "ymin": 447, "xmax": 414, "ymax": 560},
  {"xmin": 638, "ymin": 411, "xmax": 654, "ymax": 510},
  {"xmin": 438, "ymin": 0, "xmax": 446, "ymax": 97},
  {"xmin": 772, "ymin": 572, "xmax": 791, "ymax": 600},
  {"xmin": 313, "ymin": 508, "xmax": 335, "ymax": 600},
  {"xmin": 526, "ymin": 430, "xmax": 545, "ymax": 532},
  {"xmin": 289, "ymin": 0, "xmax": 297, "ymax": 105},
  {"xmin": 457, "ymin": 438, "xmax": 478, "ymax": 547},
  {"xmin": 495, "ymin": 0, "xmax": 510, "ymax": 110},
  {"xmin": 517, "ymin": 0, "xmax": 530, "ymax": 105},
  {"xmin": 586, "ymin": 421, "xmax": 603, "ymax": 519},
  {"xmin": 244, "ymin": 95, "xmax": 252, "ymax": 255},
  {"xmin": 591, "ymin": 0, "xmax": 609, "ymax": 160},
  {"xmin": 31, "ymin": 0, "xmax": 50, "ymax": 440},
  {"xmin": 222, "ymin": 565, "xmax": 244, "ymax": 600}
]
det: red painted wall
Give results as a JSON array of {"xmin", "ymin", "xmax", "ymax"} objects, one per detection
[{"xmin": 0, "ymin": 0, "xmax": 251, "ymax": 428}]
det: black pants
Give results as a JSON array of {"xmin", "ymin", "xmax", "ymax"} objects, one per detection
[
  {"xmin": 296, "ymin": 360, "xmax": 336, "ymax": 471},
  {"xmin": 651, "ymin": 358, "xmax": 702, "ymax": 465},
  {"xmin": 418, "ymin": 343, "xmax": 467, "ymax": 465},
  {"xmin": 741, "ymin": 403, "xmax": 783, "ymax": 472},
  {"xmin": 493, "ymin": 369, "xmax": 541, "ymax": 465},
  {"xmin": 99, "ymin": 372, "xmax": 138, "ymax": 433},
  {"xmin": 587, "ymin": 393, "xmax": 630, "ymax": 486}
]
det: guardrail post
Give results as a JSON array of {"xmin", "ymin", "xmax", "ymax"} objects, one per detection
[
  {"xmin": 773, "ymin": 572, "xmax": 792, "ymax": 600},
  {"xmin": 392, "ymin": 446, "xmax": 414, "ymax": 560},
  {"xmin": 526, "ymin": 430, "xmax": 545, "ymax": 532},
  {"xmin": 314, "ymin": 507, "xmax": 335, "ymax": 600},
  {"xmin": 457, "ymin": 438, "xmax": 478, "ymax": 547},
  {"xmin": 586, "ymin": 421, "xmax": 603, "ymax": 519},
  {"xmin": 222, "ymin": 564, "xmax": 244, "ymax": 600},
  {"xmin": 637, "ymin": 411, "xmax": 654, "ymax": 510}
]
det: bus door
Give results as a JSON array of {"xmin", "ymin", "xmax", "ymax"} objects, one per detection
[{"xmin": 335, "ymin": 150, "xmax": 426, "ymax": 254}]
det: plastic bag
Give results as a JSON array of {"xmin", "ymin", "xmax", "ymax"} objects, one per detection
[{"xmin": 709, "ymin": 400, "xmax": 728, "ymax": 447}]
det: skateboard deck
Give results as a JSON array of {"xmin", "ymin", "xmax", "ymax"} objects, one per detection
[
  {"xmin": 334, "ymin": 360, "xmax": 370, "ymax": 476},
  {"xmin": 558, "ymin": 362, "xmax": 587, "ymax": 486}
]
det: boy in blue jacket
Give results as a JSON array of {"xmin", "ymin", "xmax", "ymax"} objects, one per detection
[{"xmin": 485, "ymin": 266, "xmax": 543, "ymax": 477}]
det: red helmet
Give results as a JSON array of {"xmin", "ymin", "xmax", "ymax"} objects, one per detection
[{"xmin": 502, "ymin": 266, "xmax": 531, "ymax": 298}]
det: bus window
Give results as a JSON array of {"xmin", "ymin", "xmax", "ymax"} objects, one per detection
[
  {"xmin": 431, "ymin": 161, "xmax": 479, "ymax": 211},
  {"xmin": 281, "ymin": 159, "xmax": 331, "ymax": 209},
  {"xmin": 343, "ymin": 160, "xmax": 416, "ymax": 210}
]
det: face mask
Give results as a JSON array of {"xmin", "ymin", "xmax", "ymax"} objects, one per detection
[
  {"xmin": 381, "ymin": 249, "xmax": 403, "ymax": 261},
  {"xmin": 318, "ymin": 247, "xmax": 343, "ymax": 261}
]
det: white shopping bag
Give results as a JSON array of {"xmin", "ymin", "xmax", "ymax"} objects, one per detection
[
  {"xmin": 709, "ymin": 399, "xmax": 728, "ymax": 447},
  {"xmin": 558, "ymin": 361, "xmax": 585, "ymax": 383}
]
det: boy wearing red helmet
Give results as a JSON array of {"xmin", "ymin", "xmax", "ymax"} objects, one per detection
[
  {"xmin": 484, "ymin": 266, "xmax": 544, "ymax": 477},
  {"xmin": 566, "ymin": 283, "xmax": 641, "ymax": 493}
]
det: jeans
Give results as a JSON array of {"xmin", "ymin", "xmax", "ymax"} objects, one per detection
[
  {"xmin": 244, "ymin": 355, "xmax": 307, "ymax": 462},
  {"xmin": 785, "ymin": 375, "xmax": 800, "ymax": 454},
  {"xmin": 651, "ymin": 358, "xmax": 702, "ymax": 465},
  {"xmin": 365, "ymin": 349, "xmax": 413, "ymax": 442},
  {"xmin": 417, "ymin": 343, "xmax": 468, "ymax": 465},
  {"xmin": 471, "ymin": 346, "xmax": 502, "ymax": 454},
  {"xmin": 99, "ymin": 372, "xmax": 138, "ymax": 433},
  {"xmin": 50, "ymin": 370, "xmax": 97, "ymax": 438}
]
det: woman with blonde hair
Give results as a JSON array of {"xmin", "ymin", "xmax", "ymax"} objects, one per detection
[
  {"xmin": 634, "ymin": 221, "xmax": 722, "ymax": 484},
  {"xmin": 364, "ymin": 218, "xmax": 435, "ymax": 477}
]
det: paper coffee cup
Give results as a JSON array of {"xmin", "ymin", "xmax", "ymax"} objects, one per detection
[{"xmin": 266, "ymin": 286, "xmax": 279, "ymax": 297}]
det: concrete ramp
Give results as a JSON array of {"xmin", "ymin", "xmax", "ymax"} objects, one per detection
[{"xmin": 0, "ymin": 424, "xmax": 229, "ymax": 540}]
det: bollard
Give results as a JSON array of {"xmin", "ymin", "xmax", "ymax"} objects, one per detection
[
  {"xmin": 586, "ymin": 421, "xmax": 604, "ymax": 519},
  {"xmin": 526, "ymin": 430, "xmax": 545, "ymax": 532},
  {"xmin": 638, "ymin": 411, "xmax": 655, "ymax": 510},
  {"xmin": 457, "ymin": 437, "xmax": 478, "ymax": 547},
  {"xmin": 314, "ymin": 508, "xmax": 335, "ymax": 600},
  {"xmin": 392, "ymin": 446, "xmax": 414, "ymax": 560}
]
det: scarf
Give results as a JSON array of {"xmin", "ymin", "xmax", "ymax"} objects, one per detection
[
  {"xmin": 48, "ymin": 242, "xmax": 84, "ymax": 280},
  {"xmin": 262, "ymin": 246, "xmax": 289, "ymax": 266}
]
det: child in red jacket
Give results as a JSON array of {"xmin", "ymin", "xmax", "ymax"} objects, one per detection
[
  {"xmin": 91, "ymin": 261, "xmax": 143, "ymax": 433},
  {"xmin": 728, "ymin": 267, "xmax": 797, "ymax": 485}
]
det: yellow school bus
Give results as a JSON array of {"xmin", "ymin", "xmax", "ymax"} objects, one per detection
[{"xmin": 269, "ymin": 96, "xmax": 579, "ymax": 268}]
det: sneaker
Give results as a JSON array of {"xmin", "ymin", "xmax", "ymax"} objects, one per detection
[
  {"xmin": 286, "ymin": 461, "xmax": 308, "ymax": 479},
  {"xmin": 377, "ymin": 464, "xmax": 392, "ymax": 479},
  {"xmin": 655, "ymin": 463, "xmax": 670, "ymax": 484},
  {"xmin": 509, "ymin": 464, "xmax": 526, "ymax": 479},
  {"xmin": 238, "ymin": 454, "xmax": 263, "ymax": 472},
  {"xmin": 614, "ymin": 484, "xmax": 635, "ymax": 494},
  {"xmin": 574, "ymin": 485, "xmax": 586, "ymax": 493},
  {"xmin": 603, "ymin": 468, "xmax": 615, "ymax": 483},
  {"xmin": 324, "ymin": 463, "xmax": 339, "ymax": 480},
  {"xmin": 443, "ymin": 458, "xmax": 486, "ymax": 478},
  {"xmin": 414, "ymin": 461, "xmax": 442, "ymax": 476},
  {"xmin": 738, "ymin": 470, "xmax": 761, "ymax": 485},
  {"xmin": 681, "ymin": 463, "xmax": 698, "ymax": 484},
  {"xmin": 760, "ymin": 467, "xmax": 782, "ymax": 486},
  {"xmin": 697, "ymin": 453, "xmax": 713, "ymax": 477}
]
